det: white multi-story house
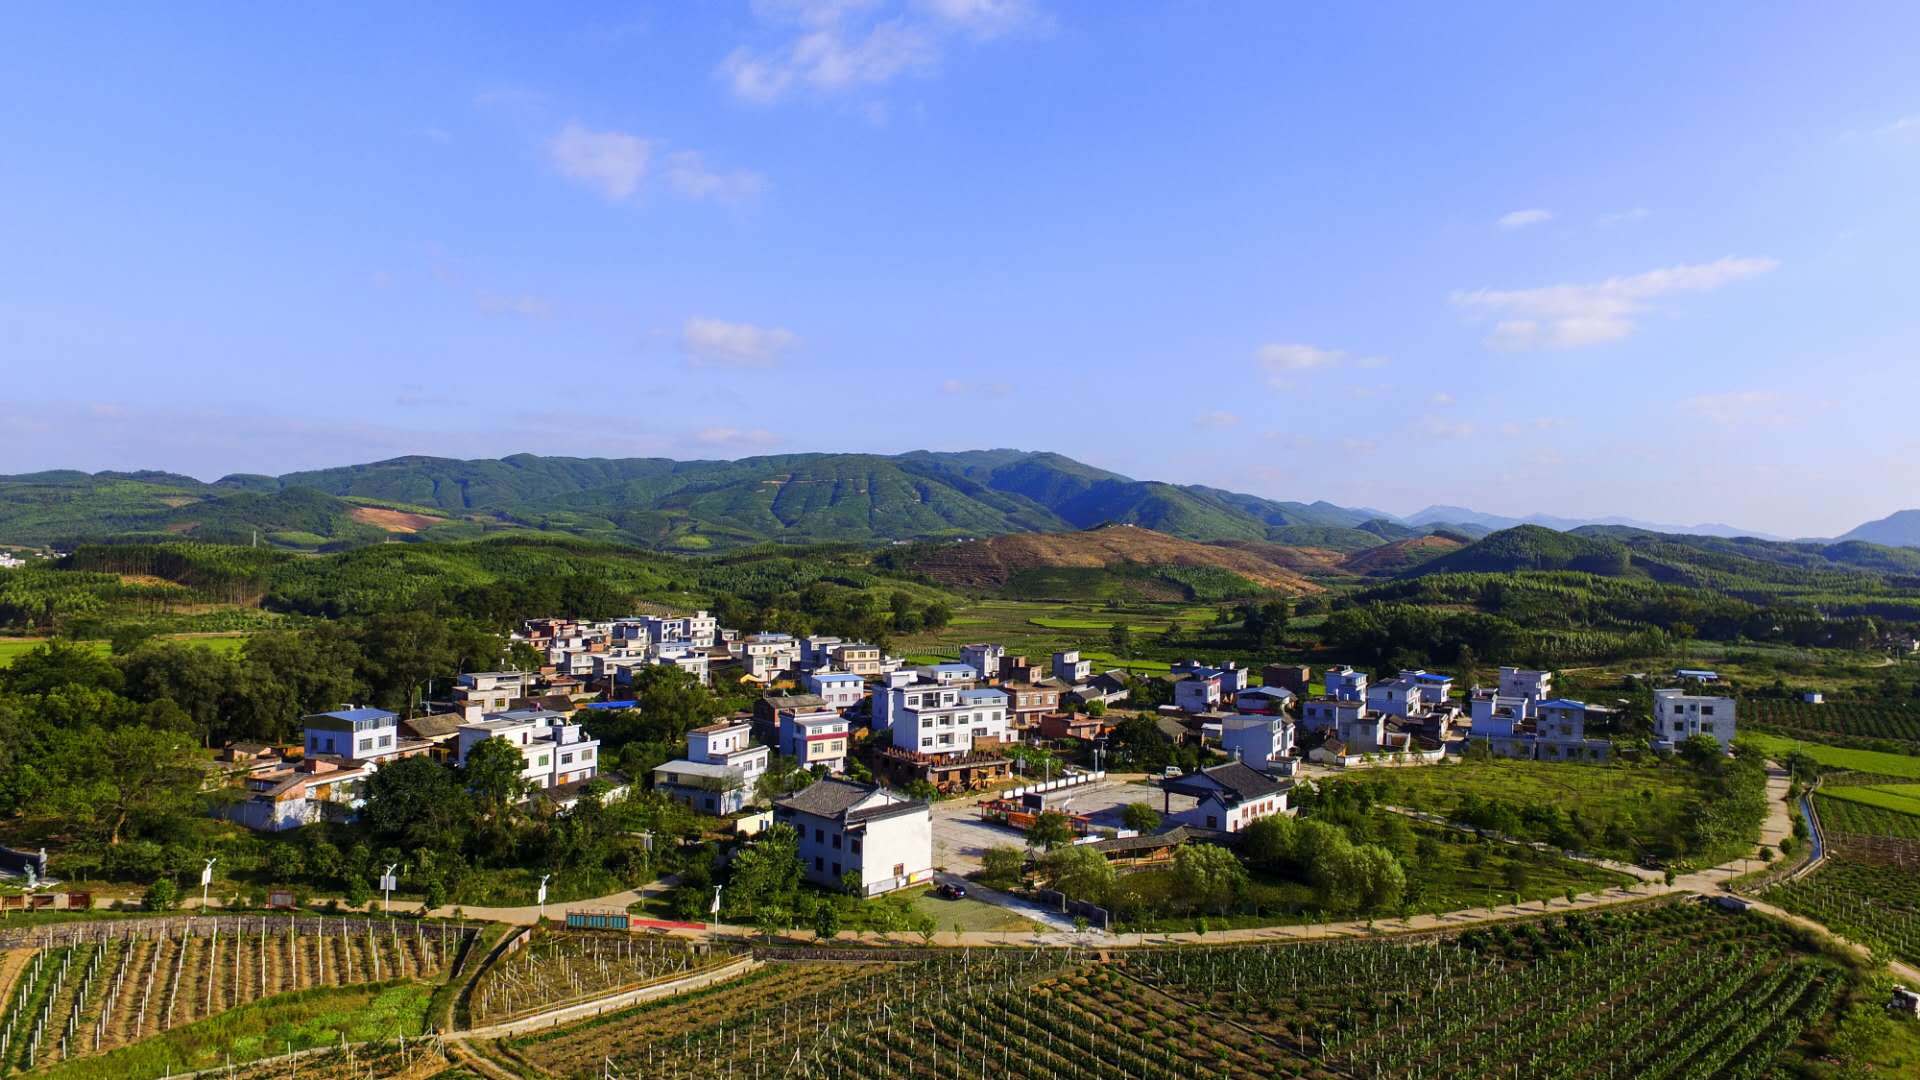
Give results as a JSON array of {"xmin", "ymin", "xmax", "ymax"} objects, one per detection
[
  {"xmin": 960, "ymin": 643, "xmax": 1005, "ymax": 680},
  {"xmin": 1174, "ymin": 671, "xmax": 1223, "ymax": 714},
  {"xmin": 1534, "ymin": 699, "xmax": 1613, "ymax": 762},
  {"xmin": 1160, "ymin": 762, "xmax": 1291, "ymax": 833},
  {"xmin": 883, "ymin": 683, "xmax": 1009, "ymax": 756},
  {"xmin": 1653, "ymin": 689, "xmax": 1737, "ymax": 749},
  {"xmin": 1324, "ymin": 666, "xmax": 1369, "ymax": 702},
  {"xmin": 1051, "ymin": 649, "xmax": 1091, "ymax": 684},
  {"xmin": 774, "ymin": 779, "xmax": 932, "ymax": 896},
  {"xmin": 736, "ymin": 633, "xmax": 801, "ymax": 682},
  {"xmin": 1300, "ymin": 696, "xmax": 1367, "ymax": 734},
  {"xmin": 799, "ymin": 635, "xmax": 844, "ymax": 670},
  {"xmin": 1232, "ymin": 685, "xmax": 1295, "ymax": 715},
  {"xmin": 918, "ymin": 662, "xmax": 980, "ymax": 687},
  {"xmin": 1337, "ymin": 710, "xmax": 1387, "ymax": 753},
  {"xmin": 453, "ymin": 672, "xmax": 531, "ymax": 715},
  {"xmin": 653, "ymin": 720, "xmax": 770, "ymax": 815},
  {"xmin": 1366, "ymin": 676, "xmax": 1425, "ymax": 719},
  {"xmin": 1172, "ymin": 660, "xmax": 1247, "ymax": 696},
  {"xmin": 807, "ymin": 670, "xmax": 866, "ymax": 711},
  {"xmin": 454, "ymin": 710, "xmax": 601, "ymax": 791},
  {"xmin": 303, "ymin": 708, "xmax": 402, "ymax": 763},
  {"xmin": 1498, "ymin": 667, "xmax": 1553, "ymax": 710},
  {"xmin": 1221, "ymin": 715, "xmax": 1296, "ymax": 768},
  {"xmin": 1468, "ymin": 689, "xmax": 1528, "ymax": 736},
  {"xmin": 829, "ymin": 642, "xmax": 883, "ymax": 676},
  {"xmin": 778, "ymin": 707, "xmax": 851, "ymax": 772}
]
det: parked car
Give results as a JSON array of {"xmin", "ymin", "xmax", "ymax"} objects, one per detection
[
  {"xmin": 936, "ymin": 882, "xmax": 967, "ymax": 900},
  {"xmin": 1161, "ymin": 766, "xmax": 1183, "ymax": 779}
]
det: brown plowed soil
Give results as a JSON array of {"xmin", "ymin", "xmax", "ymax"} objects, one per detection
[
  {"xmin": 1340, "ymin": 533, "xmax": 1465, "ymax": 575},
  {"xmin": 348, "ymin": 506, "xmax": 448, "ymax": 533},
  {"xmin": 908, "ymin": 527, "xmax": 1324, "ymax": 594}
]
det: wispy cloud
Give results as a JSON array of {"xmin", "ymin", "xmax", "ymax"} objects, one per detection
[
  {"xmin": 544, "ymin": 123, "xmax": 765, "ymax": 205},
  {"xmin": 1429, "ymin": 392, "xmax": 1455, "ymax": 406},
  {"xmin": 681, "ymin": 317, "xmax": 801, "ymax": 368},
  {"xmin": 1339, "ymin": 437, "xmax": 1376, "ymax": 453},
  {"xmin": 548, "ymin": 122, "xmax": 651, "ymax": 201},
  {"xmin": 1497, "ymin": 208, "xmax": 1553, "ymax": 230},
  {"xmin": 719, "ymin": 0, "xmax": 1036, "ymax": 104},
  {"xmin": 1683, "ymin": 390, "xmax": 1790, "ymax": 427},
  {"xmin": 1417, "ymin": 417, "xmax": 1476, "ymax": 438},
  {"xmin": 1596, "ymin": 207, "xmax": 1652, "ymax": 227},
  {"xmin": 475, "ymin": 291, "xmax": 555, "ymax": 319},
  {"xmin": 663, "ymin": 151, "xmax": 769, "ymax": 202},
  {"xmin": 1254, "ymin": 343, "xmax": 1384, "ymax": 389},
  {"xmin": 694, "ymin": 425, "xmax": 782, "ymax": 448},
  {"xmin": 1193, "ymin": 410, "xmax": 1240, "ymax": 430},
  {"xmin": 939, "ymin": 378, "xmax": 1012, "ymax": 398},
  {"xmin": 1451, "ymin": 255, "xmax": 1779, "ymax": 350}
]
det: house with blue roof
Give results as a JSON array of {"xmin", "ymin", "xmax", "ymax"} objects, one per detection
[{"xmin": 302, "ymin": 707, "xmax": 399, "ymax": 762}]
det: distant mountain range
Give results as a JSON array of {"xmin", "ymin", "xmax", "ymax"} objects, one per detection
[
  {"xmin": 1839, "ymin": 509, "xmax": 1920, "ymax": 548},
  {"xmin": 0, "ymin": 449, "xmax": 1911, "ymax": 554}
]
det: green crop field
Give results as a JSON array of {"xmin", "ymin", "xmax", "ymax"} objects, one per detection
[
  {"xmin": 492, "ymin": 904, "xmax": 1845, "ymax": 1080},
  {"xmin": 1814, "ymin": 792, "xmax": 1920, "ymax": 840},
  {"xmin": 0, "ymin": 633, "xmax": 250, "ymax": 668},
  {"xmin": 1819, "ymin": 783, "xmax": 1920, "ymax": 817},
  {"xmin": 1741, "ymin": 698, "xmax": 1920, "ymax": 754},
  {"xmin": 1740, "ymin": 732, "xmax": 1920, "ymax": 779}
]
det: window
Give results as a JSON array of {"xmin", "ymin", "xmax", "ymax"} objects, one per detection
[
  {"xmin": 815, "ymin": 828, "xmax": 824, "ymax": 843},
  {"xmin": 815, "ymin": 857, "xmax": 823, "ymax": 871},
  {"xmin": 892, "ymin": 863, "xmax": 905, "ymax": 879},
  {"xmin": 832, "ymin": 862, "xmax": 841, "ymax": 878},
  {"xmin": 378, "ymin": 735, "xmax": 392, "ymax": 748},
  {"xmin": 1701, "ymin": 706, "xmax": 1715, "ymax": 716},
  {"xmin": 851, "ymin": 837, "xmax": 862, "ymax": 854},
  {"xmin": 832, "ymin": 834, "xmax": 841, "ymax": 849},
  {"xmin": 538, "ymin": 755, "xmax": 549, "ymax": 766}
]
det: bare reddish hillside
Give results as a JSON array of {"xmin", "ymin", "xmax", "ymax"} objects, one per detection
[
  {"xmin": 1340, "ymin": 533, "xmax": 1465, "ymax": 575},
  {"xmin": 910, "ymin": 526, "xmax": 1324, "ymax": 594}
]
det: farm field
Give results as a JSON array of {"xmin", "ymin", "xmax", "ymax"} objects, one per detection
[
  {"xmin": 1818, "ymin": 782, "xmax": 1920, "ymax": 817},
  {"xmin": 1767, "ymin": 857, "xmax": 1920, "ymax": 968},
  {"xmin": 1350, "ymin": 759, "xmax": 1745, "ymax": 867},
  {"xmin": 0, "ymin": 633, "xmax": 249, "ymax": 668},
  {"xmin": 0, "ymin": 916, "xmax": 464, "ymax": 1075},
  {"xmin": 893, "ymin": 599, "xmax": 1235, "ymax": 670},
  {"xmin": 1740, "ymin": 733, "xmax": 1920, "ymax": 779},
  {"xmin": 1814, "ymin": 792, "xmax": 1920, "ymax": 841},
  {"xmin": 1741, "ymin": 698, "xmax": 1920, "ymax": 754},
  {"xmin": 490, "ymin": 903, "xmax": 1843, "ymax": 1079},
  {"xmin": 470, "ymin": 931, "xmax": 740, "ymax": 1025}
]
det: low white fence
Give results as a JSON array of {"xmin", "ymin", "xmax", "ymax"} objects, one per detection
[{"xmin": 1002, "ymin": 770, "xmax": 1105, "ymax": 800}]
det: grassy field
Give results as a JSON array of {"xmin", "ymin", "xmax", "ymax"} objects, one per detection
[
  {"xmin": 0, "ymin": 633, "xmax": 250, "ymax": 667},
  {"xmin": 1819, "ymin": 783, "xmax": 1920, "ymax": 817},
  {"xmin": 1740, "ymin": 732, "xmax": 1920, "ymax": 779},
  {"xmin": 1352, "ymin": 758, "xmax": 1745, "ymax": 867},
  {"xmin": 34, "ymin": 980, "xmax": 433, "ymax": 1080}
]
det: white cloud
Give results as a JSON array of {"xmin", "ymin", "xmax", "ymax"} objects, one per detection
[
  {"xmin": 694, "ymin": 425, "xmax": 782, "ymax": 448},
  {"xmin": 1451, "ymin": 255, "xmax": 1780, "ymax": 350},
  {"xmin": 475, "ymin": 291, "xmax": 554, "ymax": 319},
  {"xmin": 1596, "ymin": 207, "xmax": 1652, "ymax": 227},
  {"xmin": 719, "ymin": 0, "xmax": 1033, "ymax": 104},
  {"xmin": 1355, "ymin": 355, "xmax": 1389, "ymax": 369},
  {"xmin": 1684, "ymin": 390, "xmax": 1791, "ymax": 427},
  {"xmin": 916, "ymin": 0, "xmax": 1037, "ymax": 38},
  {"xmin": 1417, "ymin": 417, "xmax": 1476, "ymax": 438},
  {"xmin": 1429, "ymin": 392, "xmax": 1455, "ymax": 406},
  {"xmin": 663, "ymin": 151, "xmax": 769, "ymax": 203},
  {"xmin": 1263, "ymin": 432, "xmax": 1315, "ymax": 449},
  {"xmin": 1871, "ymin": 114, "xmax": 1920, "ymax": 137},
  {"xmin": 1193, "ymin": 410, "xmax": 1240, "ymax": 430},
  {"xmin": 1255, "ymin": 343, "xmax": 1343, "ymax": 371},
  {"xmin": 547, "ymin": 122, "xmax": 651, "ymax": 201},
  {"xmin": 939, "ymin": 378, "xmax": 1011, "ymax": 398},
  {"xmin": 681, "ymin": 317, "xmax": 801, "ymax": 367},
  {"xmin": 1339, "ymin": 437, "xmax": 1376, "ymax": 452},
  {"xmin": 1497, "ymin": 208, "xmax": 1553, "ymax": 230},
  {"xmin": 719, "ymin": 20, "xmax": 939, "ymax": 103}
]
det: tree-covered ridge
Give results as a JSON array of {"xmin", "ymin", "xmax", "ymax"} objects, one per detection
[{"xmin": 0, "ymin": 450, "xmax": 1445, "ymax": 552}]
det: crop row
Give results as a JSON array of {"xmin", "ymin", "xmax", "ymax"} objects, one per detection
[
  {"xmin": 1767, "ymin": 854, "xmax": 1920, "ymax": 967},
  {"xmin": 1743, "ymin": 700, "xmax": 1920, "ymax": 751},
  {"xmin": 471, "ymin": 931, "xmax": 739, "ymax": 1024},
  {"xmin": 0, "ymin": 919, "xmax": 447, "ymax": 1073}
]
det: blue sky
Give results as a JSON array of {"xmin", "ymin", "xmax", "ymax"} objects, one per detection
[{"xmin": 3, "ymin": 2, "xmax": 1917, "ymax": 536}]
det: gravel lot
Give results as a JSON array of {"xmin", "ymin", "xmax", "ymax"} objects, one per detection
[{"xmin": 928, "ymin": 777, "xmax": 1198, "ymax": 873}]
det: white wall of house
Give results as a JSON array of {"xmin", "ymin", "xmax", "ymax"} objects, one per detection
[{"xmin": 1653, "ymin": 690, "xmax": 1737, "ymax": 748}]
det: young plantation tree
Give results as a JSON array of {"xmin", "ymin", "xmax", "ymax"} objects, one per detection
[
  {"xmin": 1120, "ymin": 802, "xmax": 1161, "ymax": 833},
  {"xmin": 1173, "ymin": 843, "xmax": 1248, "ymax": 915},
  {"xmin": 1027, "ymin": 810, "xmax": 1074, "ymax": 852}
]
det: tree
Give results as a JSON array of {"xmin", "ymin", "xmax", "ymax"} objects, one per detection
[
  {"xmin": 1242, "ymin": 814, "xmax": 1298, "ymax": 870},
  {"xmin": 1676, "ymin": 733, "xmax": 1724, "ymax": 771},
  {"xmin": 726, "ymin": 824, "xmax": 803, "ymax": 919},
  {"xmin": 0, "ymin": 640, "xmax": 124, "ymax": 696},
  {"xmin": 87, "ymin": 724, "xmax": 204, "ymax": 845},
  {"xmin": 980, "ymin": 846, "xmax": 1026, "ymax": 889},
  {"xmin": 1502, "ymin": 860, "xmax": 1531, "ymax": 894},
  {"xmin": 145, "ymin": 877, "xmax": 179, "ymax": 911},
  {"xmin": 1120, "ymin": 802, "xmax": 1161, "ymax": 833},
  {"xmin": 1172, "ymin": 844, "xmax": 1247, "ymax": 915},
  {"xmin": 1026, "ymin": 810, "xmax": 1073, "ymax": 852},
  {"xmin": 813, "ymin": 903, "xmax": 841, "ymax": 941},
  {"xmin": 1041, "ymin": 845, "xmax": 1116, "ymax": 906},
  {"xmin": 462, "ymin": 736, "xmax": 532, "ymax": 840},
  {"xmin": 364, "ymin": 754, "xmax": 473, "ymax": 851},
  {"xmin": 1107, "ymin": 622, "xmax": 1135, "ymax": 660}
]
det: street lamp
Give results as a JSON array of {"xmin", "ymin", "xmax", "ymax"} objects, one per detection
[
  {"xmin": 537, "ymin": 873, "xmax": 551, "ymax": 921},
  {"xmin": 200, "ymin": 858, "xmax": 217, "ymax": 911},
  {"xmin": 380, "ymin": 864, "xmax": 399, "ymax": 913}
]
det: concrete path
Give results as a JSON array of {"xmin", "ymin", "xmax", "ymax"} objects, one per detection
[
  {"xmin": 931, "ymin": 870, "xmax": 1076, "ymax": 933},
  {"xmin": 181, "ymin": 878, "xmax": 677, "ymax": 926}
]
